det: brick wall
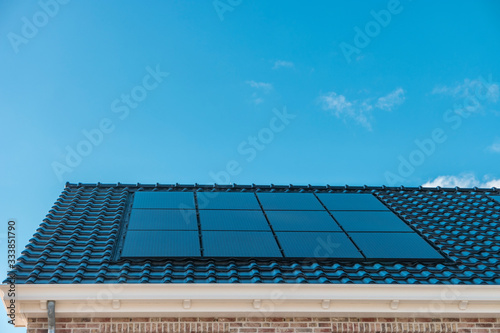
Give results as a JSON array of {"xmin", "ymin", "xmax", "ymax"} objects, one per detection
[{"xmin": 26, "ymin": 317, "xmax": 500, "ymax": 333}]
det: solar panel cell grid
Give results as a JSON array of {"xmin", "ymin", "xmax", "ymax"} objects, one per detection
[
  {"xmin": 317, "ymin": 193, "xmax": 388, "ymax": 211},
  {"xmin": 257, "ymin": 193, "xmax": 324, "ymax": 210},
  {"xmin": 197, "ymin": 192, "xmax": 260, "ymax": 210},
  {"xmin": 331, "ymin": 211, "xmax": 414, "ymax": 232},
  {"xmin": 202, "ymin": 231, "xmax": 282, "ymax": 257},
  {"xmin": 132, "ymin": 191, "xmax": 195, "ymax": 209},
  {"xmin": 199, "ymin": 210, "xmax": 271, "ymax": 231}
]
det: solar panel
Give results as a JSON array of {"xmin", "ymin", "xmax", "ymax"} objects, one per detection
[
  {"xmin": 276, "ymin": 232, "xmax": 363, "ymax": 258},
  {"xmin": 132, "ymin": 191, "xmax": 195, "ymax": 209},
  {"xmin": 257, "ymin": 193, "xmax": 324, "ymax": 210},
  {"xmin": 317, "ymin": 193, "xmax": 388, "ymax": 211},
  {"xmin": 266, "ymin": 211, "xmax": 342, "ymax": 232},
  {"xmin": 128, "ymin": 209, "xmax": 198, "ymax": 230},
  {"xmin": 121, "ymin": 230, "xmax": 201, "ymax": 257},
  {"xmin": 349, "ymin": 232, "xmax": 444, "ymax": 260},
  {"xmin": 199, "ymin": 210, "xmax": 271, "ymax": 231},
  {"xmin": 197, "ymin": 192, "xmax": 260, "ymax": 210},
  {"xmin": 331, "ymin": 211, "xmax": 414, "ymax": 232},
  {"xmin": 202, "ymin": 231, "xmax": 282, "ymax": 257}
]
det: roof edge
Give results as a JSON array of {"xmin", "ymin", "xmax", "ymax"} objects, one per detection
[
  {"xmin": 64, "ymin": 182, "xmax": 499, "ymax": 192},
  {"xmin": 2, "ymin": 283, "xmax": 500, "ymax": 326}
]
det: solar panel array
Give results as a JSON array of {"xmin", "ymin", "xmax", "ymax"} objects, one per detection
[{"xmin": 121, "ymin": 191, "xmax": 444, "ymax": 260}]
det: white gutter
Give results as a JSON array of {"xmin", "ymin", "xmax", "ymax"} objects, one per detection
[{"xmin": 1, "ymin": 284, "xmax": 500, "ymax": 328}]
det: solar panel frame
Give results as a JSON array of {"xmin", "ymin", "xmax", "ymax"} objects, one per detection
[
  {"xmin": 257, "ymin": 192, "xmax": 325, "ymax": 210},
  {"xmin": 199, "ymin": 210, "xmax": 271, "ymax": 231},
  {"xmin": 331, "ymin": 211, "xmax": 414, "ymax": 232},
  {"xmin": 132, "ymin": 191, "xmax": 196, "ymax": 209},
  {"xmin": 265, "ymin": 210, "xmax": 342, "ymax": 232},
  {"xmin": 490, "ymin": 195, "xmax": 500, "ymax": 204},
  {"xmin": 127, "ymin": 209, "xmax": 198, "ymax": 231},
  {"xmin": 121, "ymin": 230, "xmax": 201, "ymax": 257},
  {"xmin": 196, "ymin": 192, "xmax": 261, "ymax": 210},
  {"xmin": 317, "ymin": 193, "xmax": 389, "ymax": 211},
  {"xmin": 276, "ymin": 231, "xmax": 363, "ymax": 259},
  {"xmin": 202, "ymin": 231, "xmax": 282, "ymax": 257},
  {"xmin": 348, "ymin": 232, "xmax": 445, "ymax": 260}
]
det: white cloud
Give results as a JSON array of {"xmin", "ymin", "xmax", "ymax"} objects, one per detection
[
  {"xmin": 431, "ymin": 77, "xmax": 499, "ymax": 113},
  {"xmin": 487, "ymin": 140, "xmax": 500, "ymax": 153},
  {"xmin": 423, "ymin": 173, "xmax": 500, "ymax": 188},
  {"xmin": 272, "ymin": 60, "xmax": 294, "ymax": 70},
  {"xmin": 246, "ymin": 80, "xmax": 273, "ymax": 105},
  {"xmin": 318, "ymin": 88, "xmax": 405, "ymax": 130},
  {"xmin": 246, "ymin": 80, "xmax": 273, "ymax": 92},
  {"xmin": 376, "ymin": 88, "xmax": 405, "ymax": 111}
]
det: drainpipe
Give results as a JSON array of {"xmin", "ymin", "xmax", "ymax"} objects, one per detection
[{"xmin": 47, "ymin": 300, "xmax": 55, "ymax": 333}]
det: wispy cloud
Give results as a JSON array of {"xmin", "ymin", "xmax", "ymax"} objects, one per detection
[
  {"xmin": 376, "ymin": 87, "xmax": 405, "ymax": 111},
  {"xmin": 246, "ymin": 80, "xmax": 273, "ymax": 105},
  {"xmin": 246, "ymin": 80, "xmax": 273, "ymax": 92},
  {"xmin": 318, "ymin": 87, "xmax": 405, "ymax": 130},
  {"xmin": 272, "ymin": 60, "xmax": 294, "ymax": 70},
  {"xmin": 423, "ymin": 173, "xmax": 500, "ymax": 188},
  {"xmin": 487, "ymin": 140, "xmax": 500, "ymax": 153},
  {"xmin": 432, "ymin": 78, "xmax": 499, "ymax": 112}
]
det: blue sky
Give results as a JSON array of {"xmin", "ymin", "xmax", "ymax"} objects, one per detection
[{"xmin": 1, "ymin": 0, "xmax": 500, "ymax": 330}]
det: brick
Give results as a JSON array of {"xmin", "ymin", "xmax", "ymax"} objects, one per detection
[
  {"xmin": 377, "ymin": 317, "xmax": 396, "ymax": 322},
  {"xmin": 199, "ymin": 317, "xmax": 218, "ymax": 322},
  {"xmin": 461, "ymin": 318, "xmax": 480, "ymax": 322},
  {"xmin": 161, "ymin": 317, "xmax": 179, "ymax": 322},
  {"xmin": 66, "ymin": 323, "xmax": 87, "ymax": 328},
  {"xmin": 443, "ymin": 317, "xmax": 460, "ymax": 322},
  {"xmin": 266, "ymin": 317, "xmax": 286, "ymax": 322},
  {"xmin": 330, "ymin": 317, "xmax": 348, "ymax": 322},
  {"xmin": 396, "ymin": 317, "xmax": 414, "ymax": 322},
  {"xmin": 360, "ymin": 317, "xmax": 377, "ymax": 322},
  {"xmin": 479, "ymin": 318, "xmax": 498, "ymax": 322},
  {"xmin": 56, "ymin": 318, "xmax": 73, "ymax": 322},
  {"xmin": 72, "ymin": 318, "xmax": 92, "ymax": 322},
  {"xmin": 91, "ymin": 318, "xmax": 111, "ymax": 322},
  {"xmin": 219, "ymin": 317, "xmax": 237, "ymax": 322}
]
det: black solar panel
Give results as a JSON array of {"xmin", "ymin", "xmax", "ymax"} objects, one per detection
[
  {"xmin": 257, "ymin": 193, "xmax": 324, "ymax": 210},
  {"xmin": 121, "ymin": 230, "xmax": 201, "ymax": 257},
  {"xmin": 331, "ymin": 211, "xmax": 413, "ymax": 232},
  {"xmin": 197, "ymin": 192, "xmax": 260, "ymax": 210},
  {"xmin": 121, "ymin": 191, "xmax": 444, "ymax": 261},
  {"xmin": 276, "ymin": 232, "xmax": 363, "ymax": 258},
  {"xmin": 266, "ymin": 211, "xmax": 341, "ymax": 232},
  {"xmin": 132, "ymin": 191, "xmax": 195, "ymax": 209},
  {"xmin": 317, "ymin": 193, "xmax": 388, "ymax": 211},
  {"xmin": 202, "ymin": 231, "xmax": 282, "ymax": 257},
  {"xmin": 199, "ymin": 210, "xmax": 271, "ymax": 231},
  {"xmin": 128, "ymin": 209, "xmax": 198, "ymax": 230},
  {"xmin": 349, "ymin": 232, "xmax": 444, "ymax": 260}
]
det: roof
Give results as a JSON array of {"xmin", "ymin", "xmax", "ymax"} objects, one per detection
[{"xmin": 8, "ymin": 183, "xmax": 500, "ymax": 285}]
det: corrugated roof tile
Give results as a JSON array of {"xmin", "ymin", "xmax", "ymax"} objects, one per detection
[{"xmin": 5, "ymin": 183, "xmax": 500, "ymax": 284}]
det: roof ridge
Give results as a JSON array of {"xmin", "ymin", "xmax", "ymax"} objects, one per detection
[{"xmin": 64, "ymin": 182, "xmax": 499, "ymax": 192}]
